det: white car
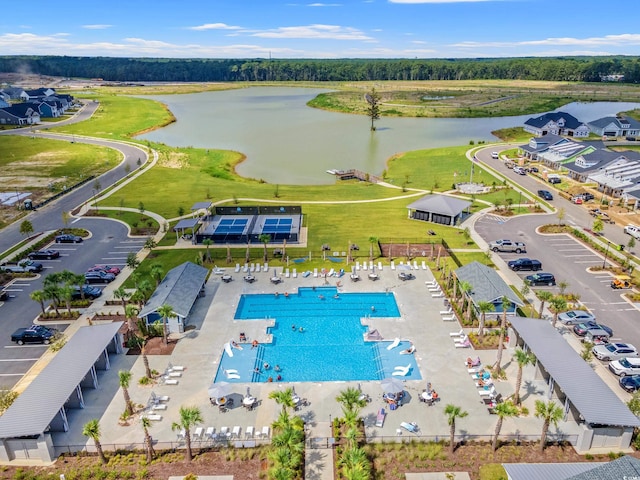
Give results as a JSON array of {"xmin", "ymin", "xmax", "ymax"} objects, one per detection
[
  {"xmin": 512, "ymin": 166, "xmax": 526, "ymax": 175},
  {"xmin": 624, "ymin": 224, "xmax": 640, "ymax": 239},
  {"xmin": 558, "ymin": 310, "xmax": 596, "ymax": 325},
  {"xmin": 491, "ymin": 152, "xmax": 499, "ymax": 159},
  {"xmin": 592, "ymin": 343, "xmax": 639, "ymax": 362},
  {"xmin": 609, "ymin": 358, "xmax": 640, "ymax": 376}
]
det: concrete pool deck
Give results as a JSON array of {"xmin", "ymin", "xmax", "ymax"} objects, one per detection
[{"xmin": 49, "ymin": 264, "xmax": 583, "ymax": 476}]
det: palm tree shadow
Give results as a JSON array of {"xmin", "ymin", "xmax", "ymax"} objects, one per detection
[
  {"xmin": 520, "ymin": 380, "xmax": 545, "ymax": 403},
  {"xmin": 304, "ymin": 449, "xmax": 329, "ymax": 480}
]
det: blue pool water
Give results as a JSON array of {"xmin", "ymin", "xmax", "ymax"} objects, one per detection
[{"xmin": 215, "ymin": 287, "xmax": 422, "ymax": 383}]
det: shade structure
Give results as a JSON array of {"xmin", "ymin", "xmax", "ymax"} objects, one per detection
[
  {"xmin": 380, "ymin": 377, "xmax": 404, "ymax": 394},
  {"xmin": 208, "ymin": 381, "xmax": 232, "ymax": 399}
]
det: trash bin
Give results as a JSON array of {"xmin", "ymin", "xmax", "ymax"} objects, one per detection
[
  {"xmin": 619, "ymin": 244, "xmax": 625, "ymax": 251},
  {"xmin": 24, "ymin": 199, "xmax": 33, "ymax": 210}
]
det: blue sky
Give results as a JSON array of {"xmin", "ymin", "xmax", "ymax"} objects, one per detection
[{"xmin": 1, "ymin": 0, "xmax": 639, "ymax": 59}]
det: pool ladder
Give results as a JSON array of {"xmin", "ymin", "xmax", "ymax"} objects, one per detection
[
  {"xmin": 252, "ymin": 346, "xmax": 266, "ymax": 382},
  {"xmin": 372, "ymin": 343, "xmax": 385, "ymax": 380}
]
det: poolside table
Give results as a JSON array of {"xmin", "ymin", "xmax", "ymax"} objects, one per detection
[
  {"xmin": 222, "ymin": 274, "xmax": 233, "ymax": 283},
  {"xmin": 242, "ymin": 396, "xmax": 256, "ymax": 409},
  {"xmin": 244, "ymin": 275, "xmax": 256, "ymax": 283},
  {"xmin": 368, "ymin": 273, "xmax": 379, "ymax": 281},
  {"xmin": 270, "ymin": 276, "xmax": 282, "ymax": 284}
]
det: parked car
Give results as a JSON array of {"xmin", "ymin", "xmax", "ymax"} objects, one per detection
[
  {"xmin": 488, "ymin": 239, "xmax": 526, "ymax": 253},
  {"xmin": 558, "ymin": 310, "xmax": 596, "ymax": 325},
  {"xmin": 571, "ymin": 196, "xmax": 583, "ymax": 204},
  {"xmin": 87, "ymin": 265, "xmax": 121, "ymax": 275},
  {"xmin": 529, "ymin": 166, "xmax": 539, "ymax": 173},
  {"xmin": 537, "ymin": 190, "xmax": 553, "ymax": 201},
  {"xmin": 0, "ymin": 259, "xmax": 43, "ymax": 273},
  {"xmin": 548, "ymin": 176, "xmax": 561, "ymax": 184},
  {"xmin": 10, "ymin": 325, "xmax": 56, "ymax": 345},
  {"xmin": 611, "ymin": 275, "xmax": 633, "ymax": 289},
  {"xmin": 609, "ymin": 358, "xmax": 640, "ymax": 377},
  {"xmin": 512, "ymin": 166, "xmax": 527, "ymax": 175},
  {"xmin": 524, "ymin": 272, "xmax": 556, "ymax": 286},
  {"xmin": 71, "ymin": 285, "xmax": 103, "ymax": 300},
  {"xmin": 580, "ymin": 192, "xmax": 595, "ymax": 201},
  {"xmin": 84, "ymin": 270, "xmax": 116, "ymax": 284},
  {"xmin": 491, "ymin": 151, "xmax": 499, "ymax": 159},
  {"xmin": 507, "ymin": 258, "xmax": 542, "ymax": 271},
  {"xmin": 27, "ymin": 249, "xmax": 60, "ymax": 260},
  {"xmin": 573, "ymin": 321, "xmax": 613, "ymax": 337},
  {"xmin": 55, "ymin": 234, "xmax": 83, "ymax": 243},
  {"xmin": 592, "ymin": 343, "xmax": 638, "ymax": 361},
  {"xmin": 583, "ymin": 329, "xmax": 611, "ymax": 345},
  {"xmin": 620, "ymin": 375, "xmax": 640, "ymax": 393},
  {"xmin": 624, "ymin": 224, "xmax": 640, "ymax": 239}
]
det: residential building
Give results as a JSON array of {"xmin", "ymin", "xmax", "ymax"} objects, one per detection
[
  {"xmin": 589, "ymin": 116, "xmax": 640, "ymax": 138},
  {"xmin": 524, "ymin": 112, "xmax": 590, "ymax": 138}
]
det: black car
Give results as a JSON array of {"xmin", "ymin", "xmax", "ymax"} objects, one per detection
[
  {"xmin": 27, "ymin": 249, "xmax": 60, "ymax": 260},
  {"xmin": 508, "ymin": 258, "xmax": 542, "ymax": 271},
  {"xmin": 11, "ymin": 325, "xmax": 56, "ymax": 345},
  {"xmin": 84, "ymin": 270, "xmax": 116, "ymax": 284},
  {"xmin": 573, "ymin": 321, "xmax": 613, "ymax": 337},
  {"xmin": 538, "ymin": 190, "xmax": 553, "ymax": 201},
  {"xmin": 72, "ymin": 285, "xmax": 103, "ymax": 300},
  {"xmin": 548, "ymin": 177, "xmax": 561, "ymax": 184},
  {"xmin": 55, "ymin": 234, "xmax": 83, "ymax": 243},
  {"xmin": 525, "ymin": 272, "xmax": 556, "ymax": 286},
  {"xmin": 620, "ymin": 375, "xmax": 640, "ymax": 393}
]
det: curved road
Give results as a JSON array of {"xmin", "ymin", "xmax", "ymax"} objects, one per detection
[{"xmin": 0, "ymin": 102, "xmax": 149, "ymax": 253}]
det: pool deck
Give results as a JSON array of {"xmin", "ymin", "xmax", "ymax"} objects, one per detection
[{"xmin": 50, "ymin": 264, "xmax": 583, "ymax": 476}]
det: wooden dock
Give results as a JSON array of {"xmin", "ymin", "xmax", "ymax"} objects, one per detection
[{"xmin": 326, "ymin": 169, "xmax": 381, "ymax": 183}]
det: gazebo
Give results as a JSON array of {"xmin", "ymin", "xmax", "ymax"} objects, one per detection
[{"xmin": 406, "ymin": 194, "xmax": 471, "ymax": 226}]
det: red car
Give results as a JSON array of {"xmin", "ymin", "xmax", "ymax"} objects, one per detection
[{"xmin": 88, "ymin": 264, "xmax": 121, "ymax": 275}]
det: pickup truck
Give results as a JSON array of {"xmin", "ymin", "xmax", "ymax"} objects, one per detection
[
  {"xmin": 488, "ymin": 239, "xmax": 526, "ymax": 254},
  {"xmin": 508, "ymin": 258, "xmax": 542, "ymax": 271},
  {"xmin": 0, "ymin": 259, "xmax": 43, "ymax": 273}
]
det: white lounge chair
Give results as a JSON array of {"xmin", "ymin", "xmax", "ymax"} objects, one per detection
[
  {"xmin": 440, "ymin": 308, "xmax": 453, "ymax": 315},
  {"xmin": 235, "ymin": 264, "xmax": 241, "ymax": 273},
  {"xmin": 143, "ymin": 414, "xmax": 162, "ymax": 421},
  {"xmin": 232, "ymin": 426, "xmax": 241, "ymax": 438},
  {"xmin": 151, "ymin": 392, "xmax": 169, "ymax": 403},
  {"xmin": 422, "ymin": 261, "xmax": 427, "ymax": 270},
  {"xmin": 243, "ymin": 264, "xmax": 249, "ymax": 273},
  {"xmin": 455, "ymin": 340, "xmax": 472, "ymax": 348},
  {"xmin": 313, "ymin": 268, "xmax": 318, "ymax": 277},
  {"xmin": 369, "ymin": 261, "xmax": 374, "ymax": 270},
  {"xmin": 449, "ymin": 329, "xmax": 465, "ymax": 337},
  {"xmin": 245, "ymin": 426, "xmax": 254, "ymax": 438},
  {"xmin": 226, "ymin": 373, "xmax": 240, "ymax": 380},
  {"xmin": 285, "ymin": 268, "xmax": 290, "ymax": 278},
  {"xmin": 220, "ymin": 426, "xmax": 231, "ymax": 439},
  {"xmin": 378, "ymin": 261, "xmax": 383, "ymax": 271},
  {"xmin": 454, "ymin": 335, "xmax": 469, "ymax": 344},
  {"xmin": 213, "ymin": 265, "xmax": 226, "ymax": 274},
  {"xmin": 177, "ymin": 428, "xmax": 186, "ymax": 440},
  {"xmin": 205, "ymin": 427, "xmax": 215, "ymax": 440},
  {"xmin": 163, "ymin": 378, "xmax": 179, "ymax": 385},
  {"xmin": 413, "ymin": 261, "xmax": 419, "ymax": 270},
  {"xmin": 428, "ymin": 285, "xmax": 441, "ymax": 291},
  {"xmin": 264, "ymin": 262, "xmax": 269, "ymax": 271},
  {"xmin": 261, "ymin": 426, "xmax": 270, "ymax": 439},
  {"xmin": 293, "ymin": 269, "xmax": 297, "ymax": 278},
  {"xmin": 193, "ymin": 427, "xmax": 204, "ymax": 440},
  {"xmin": 356, "ymin": 261, "xmax": 361, "ymax": 271},
  {"xmin": 151, "ymin": 403, "xmax": 167, "ymax": 411},
  {"xmin": 362, "ymin": 262, "xmax": 368, "ymax": 271},
  {"xmin": 225, "ymin": 369, "xmax": 239, "ymax": 375},
  {"xmin": 442, "ymin": 315, "xmax": 456, "ymax": 321},
  {"xmin": 390, "ymin": 261, "xmax": 395, "ymax": 270},
  {"xmin": 468, "ymin": 367, "xmax": 483, "ymax": 374},
  {"xmin": 168, "ymin": 363, "xmax": 185, "ymax": 371},
  {"xmin": 432, "ymin": 292, "xmax": 444, "ymax": 298},
  {"xmin": 250, "ymin": 263, "xmax": 256, "ymax": 273},
  {"xmin": 387, "ymin": 338, "xmax": 400, "ymax": 350},
  {"xmin": 166, "ymin": 371, "xmax": 182, "ymax": 378},
  {"xmin": 328, "ymin": 268, "xmax": 335, "ymax": 277},
  {"xmin": 256, "ymin": 264, "xmax": 261, "ymax": 273},
  {"xmin": 392, "ymin": 364, "xmax": 411, "ymax": 376},
  {"xmin": 425, "ymin": 279, "xmax": 437, "ymax": 286},
  {"xmin": 478, "ymin": 387, "xmax": 497, "ymax": 397}
]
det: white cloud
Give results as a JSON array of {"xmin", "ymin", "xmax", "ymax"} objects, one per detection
[
  {"xmin": 187, "ymin": 23, "xmax": 242, "ymax": 31},
  {"xmin": 251, "ymin": 24, "xmax": 371, "ymax": 40},
  {"xmin": 82, "ymin": 24, "xmax": 112, "ymax": 30},
  {"xmin": 389, "ymin": 0, "xmax": 493, "ymax": 3},
  {"xmin": 307, "ymin": 2, "xmax": 342, "ymax": 6},
  {"xmin": 452, "ymin": 33, "xmax": 640, "ymax": 49}
]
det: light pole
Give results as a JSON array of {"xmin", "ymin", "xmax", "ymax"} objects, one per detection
[{"xmin": 602, "ymin": 241, "xmax": 611, "ymax": 269}]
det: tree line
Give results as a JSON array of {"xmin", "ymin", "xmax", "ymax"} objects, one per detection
[{"xmin": 1, "ymin": 55, "xmax": 639, "ymax": 83}]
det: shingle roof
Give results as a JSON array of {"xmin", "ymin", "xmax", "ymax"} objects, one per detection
[
  {"xmin": 524, "ymin": 112, "xmax": 584, "ymax": 130},
  {"xmin": 139, "ymin": 262, "xmax": 209, "ymax": 319},
  {"xmin": 510, "ymin": 317, "xmax": 640, "ymax": 428},
  {"xmin": 502, "ymin": 462, "xmax": 606, "ymax": 480},
  {"xmin": 0, "ymin": 322, "xmax": 123, "ymax": 438},
  {"xmin": 563, "ymin": 150, "xmax": 624, "ymax": 174},
  {"xmin": 566, "ymin": 455, "xmax": 640, "ymax": 480},
  {"xmin": 406, "ymin": 194, "xmax": 471, "ymax": 217},
  {"xmin": 589, "ymin": 116, "xmax": 640, "ymax": 130},
  {"xmin": 455, "ymin": 261, "xmax": 523, "ymax": 307}
]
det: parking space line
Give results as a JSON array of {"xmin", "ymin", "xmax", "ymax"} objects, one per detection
[
  {"xmin": 103, "ymin": 257, "xmax": 128, "ymax": 260},
  {"xmin": 4, "ymin": 345, "xmax": 49, "ymax": 349},
  {"xmin": 0, "ymin": 373, "xmax": 28, "ymax": 376},
  {"xmin": 0, "ymin": 358, "xmax": 40, "ymax": 361}
]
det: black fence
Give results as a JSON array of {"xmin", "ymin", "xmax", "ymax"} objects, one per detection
[{"xmin": 29, "ymin": 175, "xmax": 95, "ymax": 210}]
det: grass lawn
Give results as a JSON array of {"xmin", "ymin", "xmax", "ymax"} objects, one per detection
[{"xmin": 88, "ymin": 209, "xmax": 160, "ymax": 233}]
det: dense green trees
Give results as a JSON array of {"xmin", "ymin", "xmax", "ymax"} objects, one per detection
[{"xmin": 1, "ymin": 55, "xmax": 639, "ymax": 83}]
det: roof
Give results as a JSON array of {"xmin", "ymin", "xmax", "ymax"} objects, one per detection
[
  {"xmin": 502, "ymin": 462, "xmax": 606, "ymax": 480},
  {"xmin": 567, "ymin": 455, "xmax": 640, "ymax": 480},
  {"xmin": 173, "ymin": 218, "xmax": 200, "ymax": 231},
  {"xmin": 139, "ymin": 262, "xmax": 209, "ymax": 319},
  {"xmin": 510, "ymin": 317, "xmax": 640, "ymax": 428},
  {"xmin": 0, "ymin": 322, "xmax": 123, "ymax": 438},
  {"xmin": 455, "ymin": 261, "xmax": 523, "ymax": 307},
  {"xmin": 406, "ymin": 194, "xmax": 471, "ymax": 217},
  {"xmin": 520, "ymin": 134, "xmax": 565, "ymax": 154},
  {"xmin": 563, "ymin": 150, "xmax": 625, "ymax": 174},
  {"xmin": 524, "ymin": 112, "xmax": 584, "ymax": 130},
  {"xmin": 191, "ymin": 201, "xmax": 212, "ymax": 211},
  {"xmin": 589, "ymin": 116, "xmax": 640, "ymax": 131}
]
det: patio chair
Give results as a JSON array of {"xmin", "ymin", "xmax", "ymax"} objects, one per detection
[
  {"xmin": 425, "ymin": 279, "xmax": 437, "ymax": 286},
  {"xmin": 167, "ymin": 363, "xmax": 185, "ymax": 372},
  {"xmin": 235, "ymin": 263, "xmax": 241, "ymax": 272},
  {"xmin": 245, "ymin": 426, "xmax": 255, "ymax": 438},
  {"xmin": 375, "ymin": 408, "xmax": 386, "ymax": 427},
  {"xmin": 432, "ymin": 292, "xmax": 444, "ymax": 298},
  {"xmin": 285, "ymin": 269, "xmax": 290, "ymax": 278},
  {"xmin": 313, "ymin": 268, "xmax": 318, "ymax": 277},
  {"xmin": 143, "ymin": 414, "xmax": 162, "ymax": 421},
  {"xmin": 193, "ymin": 427, "xmax": 204, "ymax": 440},
  {"xmin": 256, "ymin": 264, "xmax": 261, "ymax": 273},
  {"xmin": 250, "ymin": 263, "xmax": 256, "ymax": 272},
  {"xmin": 232, "ymin": 426, "xmax": 241, "ymax": 438},
  {"xmin": 440, "ymin": 307, "xmax": 453, "ymax": 315},
  {"xmin": 205, "ymin": 427, "xmax": 215, "ymax": 440},
  {"xmin": 392, "ymin": 364, "xmax": 411, "ymax": 377},
  {"xmin": 261, "ymin": 426, "xmax": 270, "ymax": 439},
  {"xmin": 243, "ymin": 264, "xmax": 249, "ymax": 273},
  {"xmin": 220, "ymin": 426, "xmax": 231, "ymax": 439},
  {"xmin": 177, "ymin": 428, "xmax": 186, "ymax": 440},
  {"xmin": 441, "ymin": 314, "xmax": 456, "ymax": 321},
  {"xmin": 455, "ymin": 340, "xmax": 471, "ymax": 348},
  {"xmin": 386, "ymin": 338, "xmax": 400, "ymax": 350},
  {"xmin": 151, "ymin": 404, "xmax": 167, "ymax": 411},
  {"xmin": 378, "ymin": 261, "xmax": 383, "ymax": 270},
  {"xmin": 264, "ymin": 262, "xmax": 269, "ymax": 271},
  {"xmin": 449, "ymin": 329, "xmax": 464, "ymax": 337},
  {"xmin": 422, "ymin": 261, "xmax": 427, "ymax": 270},
  {"xmin": 400, "ymin": 422, "xmax": 419, "ymax": 434},
  {"xmin": 293, "ymin": 268, "xmax": 297, "ymax": 278},
  {"xmin": 362, "ymin": 262, "xmax": 368, "ymax": 271},
  {"xmin": 413, "ymin": 261, "xmax": 419, "ymax": 270},
  {"xmin": 390, "ymin": 261, "xmax": 395, "ymax": 270}
]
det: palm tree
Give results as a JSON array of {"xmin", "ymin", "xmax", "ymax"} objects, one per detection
[
  {"xmin": 156, "ymin": 303, "xmax": 175, "ymax": 345},
  {"xmin": 549, "ymin": 295, "xmax": 568, "ymax": 328},
  {"xmin": 536, "ymin": 290, "xmax": 553, "ymax": 319},
  {"xmin": 513, "ymin": 348, "xmax": 536, "ymax": 405},
  {"xmin": 336, "ymin": 387, "xmax": 368, "ymax": 417},
  {"xmin": 150, "ymin": 264, "xmax": 164, "ymax": 287},
  {"xmin": 171, "ymin": 405, "xmax": 203, "ymax": 462},
  {"xmin": 338, "ymin": 446, "xmax": 370, "ymax": 479},
  {"xmin": 113, "ymin": 286, "xmax": 129, "ymax": 310},
  {"xmin": 259, "ymin": 234, "xmax": 271, "ymax": 262},
  {"xmin": 118, "ymin": 370, "xmax": 134, "ymax": 416},
  {"xmin": 492, "ymin": 401, "xmax": 519, "ymax": 451},
  {"xmin": 43, "ymin": 284, "xmax": 61, "ymax": 316},
  {"xmin": 245, "ymin": 241, "xmax": 251, "ymax": 263},
  {"xmin": 534, "ymin": 400, "xmax": 564, "ymax": 452},
  {"xmin": 494, "ymin": 296, "xmax": 510, "ymax": 376},
  {"xmin": 82, "ymin": 419, "xmax": 107, "ymax": 464},
  {"xmin": 202, "ymin": 238, "xmax": 213, "ymax": 262},
  {"xmin": 368, "ymin": 236, "xmax": 378, "ymax": 261},
  {"xmin": 477, "ymin": 301, "xmax": 495, "ymax": 339},
  {"xmin": 458, "ymin": 281, "xmax": 472, "ymax": 308},
  {"xmin": 60, "ymin": 285, "xmax": 74, "ymax": 314},
  {"xmin": 141, "ymin": 416, "xmax": 155, "ymax": 463},
  {"xmin": 124, "ymin": 304, "xmax": 139, "ymax": 332},
  {"xmin": 444, "ymin": 404, "xmax": 468, "ymax": 453},
  {"xmin": 269, "ymin": 387, "xmax": 296, "ymax": 414},
  {"xmin": 30, "ymin": 290, "xmax": 47, "ymax": 316}
]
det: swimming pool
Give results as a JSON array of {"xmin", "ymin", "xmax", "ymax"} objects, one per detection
[{"xmin": 214, "ymin": 287, "xmax": 422, "ymax": 383}]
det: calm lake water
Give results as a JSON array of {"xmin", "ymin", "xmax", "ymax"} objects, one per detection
[{"xmin": 138, "ymin": 87, "xmax": 640, "ymax": 185}]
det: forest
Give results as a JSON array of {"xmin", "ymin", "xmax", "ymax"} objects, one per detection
[{"xmin": 0, "ymin": 55, "xmax": 639, "ymax": 83}]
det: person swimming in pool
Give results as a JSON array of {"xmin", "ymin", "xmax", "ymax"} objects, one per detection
[
  {"xmin": 299, "ymin": 327, "xmax": 304, "ymax": 333},
  {"xmin": 292, "ymin": 324, "xmax": 296, "ymax": 331}
]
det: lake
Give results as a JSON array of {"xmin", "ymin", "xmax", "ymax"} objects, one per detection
[{"xmin": 138, "ymin": 87, "xmax": 640, "ymax": 185}]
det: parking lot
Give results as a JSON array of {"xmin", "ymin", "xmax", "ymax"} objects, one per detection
[{"xmin": 0, "ymin": 218, "xmax": 144, "ymax": 389}]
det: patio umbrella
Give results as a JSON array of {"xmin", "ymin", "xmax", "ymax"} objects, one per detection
[
  {"xmin": 208, "ymin": 381, "xmax": 232, "ymax": 400},
  {"xmin": 380, "ymin": 377, "xmax": 404, "ymax": 394}
]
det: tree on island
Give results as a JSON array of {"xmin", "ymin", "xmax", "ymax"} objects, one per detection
[{"xmin": 365, "ymin": 87, "xmax": 381, "ymax": 131}]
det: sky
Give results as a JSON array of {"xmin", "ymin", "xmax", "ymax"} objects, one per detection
[{"xmin": 1, "ymin": 0, "xmax": 639, "ymax": 59}]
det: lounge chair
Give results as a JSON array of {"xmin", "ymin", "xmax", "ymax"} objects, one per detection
[
  {"xmin": 151, "ymin": 392, "xmax": 169, "ymax": 404},
  {"xmin": 428, "ymin": 285, "xmax": 441, "ymax": 291},
  {"xmin": 356, "ymin": 261, "xmax": 361, "ymax": 271},
  {"xmin": 243, "ymin": 264, "xmax": 249, "ymax": 273},
  {"xmin": 432, "ymin": 292, "xmax": 444, "ymax": 298},
  {"xmin": 264, "ymin": 262, "xmax": 269, "ymax": 271},
  {"xmin": 478, "ymin": 386, "xmax": 497, "ymax": 397},
  {"xmin": 235, "ymin": 264, "xmax": 241, "ymax": 273},
  {"xmin": 440, "ymin": 307, "xmax": 453, "ymax": 315},
  {"xmin": 177, "ymin": 428, "xmax": 186, "ymax": 440},
  {"xmin": 166, "ymin": 371, "xmax": 182, "ymax": 378},
  {"xmin": 285, "ymin": 268, "xmax": 290, "ymax": 278},
  {"xmin": 226, "ymin": 373, "xmax": 241, "ymax": 380},
  {"xmin": 387, "ymin": 338, "xmax": 400, "ymax": 350},
  {"xmin": 213, "ymin": 265, "xmax": 226, "ymax": 274},
  {"xmin": 143, "ymin": 413, "xmax": 163, "ymax": 421},
  {"xmin": 468, "ymin": 367, "xmax": 483, "ymax": 374},
  {"xmin": 369, "ymin": 261, "xmax": 374, "ymax": 270},
  {"xmin": 302, "ymin": 270, "xmax": 311, "ymax": 277},
  {"xmin": 442, "ymin": 315, "xmax": 456, "ymax": 322},
  {"xmin": 232, "ymin": 426, "xmax": 241, "ymax": 438},
  {"xmin": 362, "ymin": 262, "xmax": 368, "ymax": 271},
  {"xmin": 193, "ymin": 427, "xmax": 204, "ymax": 440},
  {"xmin": 246, "ymin": 426, "xmax": 254, "ymax": 438},
  {"xmin": 328, "ymin": 268, "xmax": 335, "ymax": 277},
  {"xmin": 256, "ymin": 264, "xmax": 261, "ymax": 273},
  {"xmin": 422, "ymin": 261, "xmax": 427, "ymax": 270},
  {"xmin": 391, "ymin": 261, "xmax": 395, "ymax": 270},
  {"xmin": 261, "ymin": 426, "xmax": 270, "ymax": 439},
  {"xmin": 313, "ymin": 268, "xmax": 318, "ymax": 277},
  {"xmin": 250, "ymin": 263, "xmax": 256, "ymax": 273},
  {"xmin": 375, "ymin": 408, "xmax": 386, "ymax": 427},
  {"xmin": 425, "ymin": 279, "xmax": 437, "ymax": 286},
  {"xmin": 205, "ymin": 427, "xmax": 215, "ymax": 440},
  {"xmin": 378, "ymin": 261, "xmax": 383, "ymax": 270},
  {"xmin": 392, "ymin": 364, "xmax": 411, "ymax": 376},
  {"xmin": 466, "ymin": 357, "xmax": 481, "ymax": 368},
  {"xmin": 151, "ymin": 403, "xmax": 167, "ymax": 411},
  {"xmin": 220, "ymin": 426, "xmax": 231, "ymax": 439},
  {"xmin": 168, "ymin": 363, "xmax": 185, "ymax": 371},
  {"xmin": 450, "ymin": 329, "xmax": 465, "ymax": 337},
  {"xmin": 454, "ymin": 335, "xmax": 468, "ymax": 344},
  {"xmin": 455, "ymin": 340, "xmax": 472, "ymax": 348},
  {"xmin": 163, "ymin": 378, "xmax": 179, "ymax": 385},
  {"xmin": 292, "ymin": 269, "xmax": 297, "ymax": 278},
  {"xmin": 413, "ymin": 261, "xmax": 419, "ymax": 270},
  {"xmin": 400, "ymin": 422, "xmax": 419, "ymax": 434}
]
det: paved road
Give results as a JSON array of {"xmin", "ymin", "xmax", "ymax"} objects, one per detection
[{"xmin": 0, "ymin": 219, "xmax": 144, "ymax": 389}]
